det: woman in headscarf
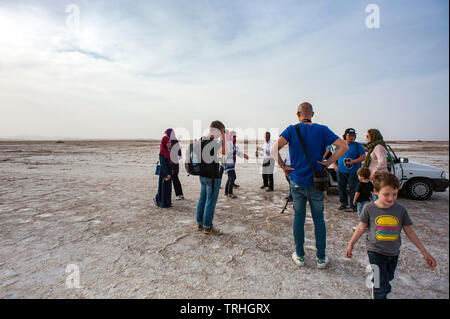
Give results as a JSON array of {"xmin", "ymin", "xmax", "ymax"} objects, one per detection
[
  {"xmin": 154, "ymin": 135, "xmax": 173, "ymax": 208},
  {"xmin": 363, "ymin": 128, "xmax": 388, "ymax": 181},
  {"xmin": 165, "ymin": 128, "xmax": 184, "ymax": 200},
  {"xmin": 224, "ymin": 130, "xmax": 248, "ymax": 199}
]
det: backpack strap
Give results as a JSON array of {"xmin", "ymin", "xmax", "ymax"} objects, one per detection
[{"xmin": 294, "ymin": 124, "xmax": 316, "ymax": 174}]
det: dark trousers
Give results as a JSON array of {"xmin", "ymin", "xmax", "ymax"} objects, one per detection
[
  {"xmin": 171, "ymin": 163, "xmax": 183, "ymax": 197},
  {"xmin": 263, "ymin": 174, "xmax": 274, "ymax": 190},
  {"xmin": 225, "ymin": 170, "xmax": 237, "ymax": 195},
  {"xmin": 368, "ymin": 251, "xmax": 399, "ymax": 299},
  {"xmin": 337, "ymin": 172, "xmax": 358, "ymax": 209},
  {"xmin": 156, "ymin": 176, "xmax": 172, "ymax": 208}
]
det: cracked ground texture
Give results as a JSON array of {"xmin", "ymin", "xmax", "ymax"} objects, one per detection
[{"xmin": 0, "ymin": 140, "xmax": 448, "ymax": 298}]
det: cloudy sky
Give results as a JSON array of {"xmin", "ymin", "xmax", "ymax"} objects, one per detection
[{"xmin": 0, "ymin": 0, "xmax": 448, "ymax": 140}]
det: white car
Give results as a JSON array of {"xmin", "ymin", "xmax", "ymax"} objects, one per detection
[{"xmin": 327, "ymin": 144, "xmax": 449, "ymax": 200}]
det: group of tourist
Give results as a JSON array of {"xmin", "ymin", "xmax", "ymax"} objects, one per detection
[{"xmin": 153, "ymin": 102, "xmax": 436, "ymax": 299}]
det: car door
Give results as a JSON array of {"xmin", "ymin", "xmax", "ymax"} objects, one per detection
[{"xmin": 386, "ymin": 144, "xmax": 404, "ymax": 184}]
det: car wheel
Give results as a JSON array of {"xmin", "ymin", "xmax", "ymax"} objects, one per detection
[{"xmin": 406, "ymin": 179, "xmax": 433, "ymax": 200}]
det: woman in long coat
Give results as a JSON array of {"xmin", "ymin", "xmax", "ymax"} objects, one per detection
[
  {"xmin": 154, "ymin": 135, "xmax": 173, "ymax": 208},
  {"xmin": 165, "ymin": 128, "xmax": 184, "ymax": 200}
]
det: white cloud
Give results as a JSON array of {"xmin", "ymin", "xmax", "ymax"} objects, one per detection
[{"xmin": 0, "ymin": 1, "xmax": 448, "ymax": 140}]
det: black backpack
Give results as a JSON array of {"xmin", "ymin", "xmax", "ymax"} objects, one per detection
[{"xmin": 185, "ymin": 137, "xmax": 220, "ymax": 178}]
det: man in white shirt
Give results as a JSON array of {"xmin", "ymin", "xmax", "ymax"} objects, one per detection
[{"xmin": 256, "ymin": 132, "xmax": 275, "ymax": 192}]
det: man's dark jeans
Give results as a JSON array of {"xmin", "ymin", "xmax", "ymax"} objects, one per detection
[
  {"xmin": 337, "ymin": 172, "xmax": 358, "ymax": 209},
  {"xmin": 368, "ymin": 250, "xmax": 399, "ymax": 299}
]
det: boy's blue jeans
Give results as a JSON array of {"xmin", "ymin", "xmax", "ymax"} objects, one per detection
[
  {"xmin": 290, "ymin": 181, "xmax": 326, "ymax": 259},
  {"xmin": 368, "ymin": 251, "xmax": 399, "ymax": 299},
  {"xmin": 356, "ymin": 201, "xmax": 370, "ymax": 217},
  {"xmin": 196, "ymin": 176, "xmax": 222, "ymax": 228}
]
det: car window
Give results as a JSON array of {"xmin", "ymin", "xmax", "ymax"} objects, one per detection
[{"xmin": 386, "ymin": 144, "xmax": 399, "ymax": 163}]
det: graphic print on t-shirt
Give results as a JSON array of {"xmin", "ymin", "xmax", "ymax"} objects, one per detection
[{"xmin": 375, "ymin": 215, "xmax": 399, "ymax": 241}]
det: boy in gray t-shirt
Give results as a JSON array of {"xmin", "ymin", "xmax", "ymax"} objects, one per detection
[{"xmin": 346, "ymin": 173, "xmax": 436, "ymax": 299}]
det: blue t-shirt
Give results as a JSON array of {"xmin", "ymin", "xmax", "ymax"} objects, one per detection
[
  {"xmin": 337, "ymin": 142, "xmax": 366, "ymax": 174},
  {"xmin": 281, "ymin": 123, "xmax": 339, "ymax": 187}
]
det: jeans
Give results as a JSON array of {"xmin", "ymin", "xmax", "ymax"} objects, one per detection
[
  {"xmin": 225, "ymin": 170, "xmax": 237, "ymax": 195},
  {"xmin": 356, "ymin": 201, "xmax": 370, "ymax": 217},
  {"xmin": 337, "ymin": 172, "xmax": 359, "ymax": 209},
  {"xmin": 196, "ymin": 176, "xmax": 222, "ymax": 228},
  {"xmin": 290, "ymin": 181, "xmax": 326, "ymax": 259},
  {"xmin": 367, "ymin": 251, "xmax": 399, "ymax": 299}
]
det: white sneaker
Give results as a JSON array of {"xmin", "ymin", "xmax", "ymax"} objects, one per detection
[
  {"xmin": 316, "ymin": 256, "xmax": 329, "ymax": 269},
  {"xmin": 292, "ymin": 252, "xmax": 305, "ymax": 267}
]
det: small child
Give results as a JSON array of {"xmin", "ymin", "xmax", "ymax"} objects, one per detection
[
  {"xmin": 353, "ymin": 167, "xmax": 373, "ymax": 216},
  {"xmin": 346, "ymin": 172, "xmax": 436, "ymax": 299}
]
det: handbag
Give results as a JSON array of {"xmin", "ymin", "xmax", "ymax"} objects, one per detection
[
  {"xmin": 294, "ymin": 124, "xmax": 329, "ymax": 192},
  {"xmin": 262, "ymin": 158, "xmax": 272, "ymax": 167},
  {"xmin": 155, "ymin": 160, "xmax": 160, "ymax": 175}
]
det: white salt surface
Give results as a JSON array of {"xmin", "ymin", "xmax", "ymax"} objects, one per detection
[{"xmin": 0, "ymin": 140, "xmax": 448, "ymax": 299}]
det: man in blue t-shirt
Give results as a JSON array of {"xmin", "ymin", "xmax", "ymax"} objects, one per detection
[
  {"xmin": 333, "ymin": 128, "xmax": 366, "ymax": 213},
  {"xmin": 271, "ymin": 102, "xmax": 348, "ymax": 269}
]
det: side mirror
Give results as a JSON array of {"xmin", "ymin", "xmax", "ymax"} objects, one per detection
[{"xmin": 399, "ymin": 157, "xmax": 409, "ymax": 163}]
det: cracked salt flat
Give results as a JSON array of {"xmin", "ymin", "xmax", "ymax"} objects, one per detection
[{"xmin": 0, "ymin": 140, "xmax": 447, "ymax": 299}]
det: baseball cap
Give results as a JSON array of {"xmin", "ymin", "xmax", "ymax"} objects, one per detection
[{"xmin": 345, "ymin": 128, "xmax": 356, "ymax": 135}]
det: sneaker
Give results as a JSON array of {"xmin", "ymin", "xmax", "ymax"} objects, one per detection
[
  {"xmin": 337, "ymin": 205, "xmax": 347, "ymax": 210},
  {"xmin": 176, "ymin": 195, "xmax": 185, "ymax": 200},
  {"xmin": 292, "ymin": 252, "xmax": 305, "ymax": 267},
  {"xmin": 317, "ymin": 256, "xmax": 329, "ymax": 269},
  {"xmin": 204, "ymin": 227, "xmax": 223, "ymax": 235},
  {"xmin": 197, "ymin": 224, "xmax": 204, "ymax": 231},
  {"xmin": 260, "ymin": 185, "xmax": 266, "ymax": 189}
]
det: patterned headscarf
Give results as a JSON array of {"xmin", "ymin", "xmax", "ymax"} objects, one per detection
[{"xmin": 363, "ymin": 129, "xmax": 387, "ymax": 168}]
